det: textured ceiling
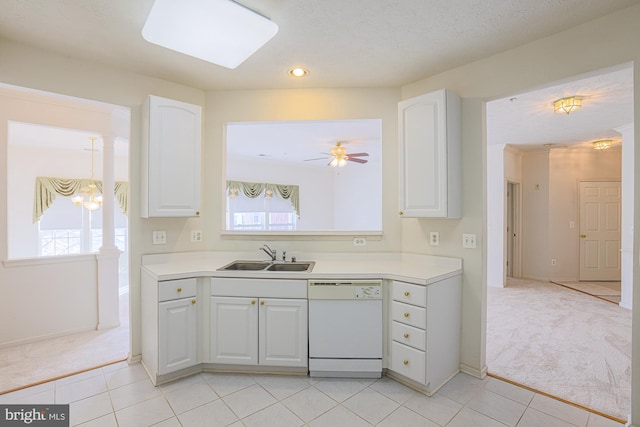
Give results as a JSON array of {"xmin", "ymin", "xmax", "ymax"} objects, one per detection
[{"xmin": 0, "ymin": 0, "xmax": 637, "ymax": 90}]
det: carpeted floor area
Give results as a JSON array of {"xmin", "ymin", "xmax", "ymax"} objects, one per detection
[
  {"xmin": 551, "ymin": 280, "xmax": 622, "ymax": 304},
  {"xmin": 487, "ymin": 277, "xmax": 631, "ymax": 420},
  {"xmin": 0, "ymin": 290, "xmax": 129, "ymax": 394}
]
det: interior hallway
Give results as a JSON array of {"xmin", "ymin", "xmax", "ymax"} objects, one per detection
[{"xmin": 487, "ymin": 277, "xmax": 631, "ymax": 421}]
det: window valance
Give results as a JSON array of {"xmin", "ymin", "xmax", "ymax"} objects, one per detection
[
  {"xmin": 33, "ymin": 177, "xmax": 129, "ymax": 222},
  {"xmin": 226, "ymin": 180, "xmax": 300, "ymax": 217}
]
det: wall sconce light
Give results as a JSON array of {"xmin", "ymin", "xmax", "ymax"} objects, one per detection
[
  {"xmin": 553, "ymin": 96, "xmax": 583, "ymax": 114},
  {"xmin": 592, "ymin": 140, "xmax": 612, "ymax": 150}
]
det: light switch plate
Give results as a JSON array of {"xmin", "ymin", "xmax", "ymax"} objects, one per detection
[
  {"xmin": 152, "ymin": 230, "xmax": 166, "ymax": 245},
  {"xmin": 462, "ymin": 233, "xmax": 477, "ymax": 249}
]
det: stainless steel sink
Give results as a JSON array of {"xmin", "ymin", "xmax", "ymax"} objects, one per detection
[
  {"xmin": 218, "ymin": 261, "xmax": 271, "ymax": 271},
  {"xmin": 217, "ymin": 260, "xmax": 315, "ymax": 272},
  {"xmin": 266, "ymin": 262, "xmax": 314, "ymax": 272}
]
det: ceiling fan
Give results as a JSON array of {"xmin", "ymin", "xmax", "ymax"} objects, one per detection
[{"xmin": 304, "ymin": 141, "xmax": 369, "ymax": 167}]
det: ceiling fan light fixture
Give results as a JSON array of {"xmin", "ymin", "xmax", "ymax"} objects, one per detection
[
  {"xmin": 592, "ymin": 139, "xmax": 612, "ymax": 150},
  {"xmin": 553, "ymin": 96, "xmax": 583, "ymax": 114},
  {"xmin": 142, "ymin": 0, "xmax": 279, "ymax": 69}
]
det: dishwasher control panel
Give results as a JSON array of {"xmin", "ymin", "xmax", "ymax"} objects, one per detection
[
  {"xmin": 355, "ymin": 286, "xmax": 381, "ymax": 299},
  {"xmin": 308, "ymin": 280, "xmax": 382, "ymax": 300}
]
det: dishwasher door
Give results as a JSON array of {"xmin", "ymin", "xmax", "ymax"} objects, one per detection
[{"xmin": 308, "ymin": 299, "xmax": 382, "ymax": 359}]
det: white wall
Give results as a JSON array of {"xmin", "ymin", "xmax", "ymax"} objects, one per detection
[{"xmin": 487, "ymin": 144, "xmax": 505, "ymax": 287}]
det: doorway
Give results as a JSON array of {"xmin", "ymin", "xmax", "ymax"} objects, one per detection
[{"xmin": 506, "ymin": 181, "xmax": 521, "ymax": 278}]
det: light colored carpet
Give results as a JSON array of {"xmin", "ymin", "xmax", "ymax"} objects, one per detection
[
  {"xmin": 0, "ymin": 291, "xmax": 129, "ymax": 394},
  {"xmin": 552, "ymin": 280, "xmax": 622, "ymax": 304},
  {"xmin": 487, "ymin": 277, "xmax": 631, "ymax": 420}
]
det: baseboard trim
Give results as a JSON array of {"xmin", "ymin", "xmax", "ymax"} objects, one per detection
[
  {"xmin": 0, "ymin": 357, "xmax": 128, "ymax": 395},
  {"xmin": 487, "ymin": 372, "xmax": 626, "ymax": 424},
  {"xmin": 460, "ymin": 363, "xmax": 487, "ymax": 379}
]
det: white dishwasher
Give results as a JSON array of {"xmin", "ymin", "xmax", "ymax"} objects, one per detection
[{"xmin": 308, "ymin": 279, "xmax": 383, "ymax": 378}]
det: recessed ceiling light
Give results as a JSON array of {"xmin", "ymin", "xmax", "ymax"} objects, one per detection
[
  {"xmin": 289, "ymin": 67, "xmax": 308, "ymax": 78},
  {"xmin": 142, "ymin": 0, "xmax": 278, "ymax": 69}
]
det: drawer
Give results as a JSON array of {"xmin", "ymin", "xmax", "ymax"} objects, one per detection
[
  {"xmin": 392, "ymin": 301, "xmax": 426, "ymax": 329},
  {"xmin": 392, "ymin": 321, "xmax": 426, "ymax": 351},
  {"xmin": 392, "ymin": 281, "xmax": 426, "ymax": 307},
  {"xmin": 391, "ymin": 341, "xmax": 425, "ymax": 384},
  {"xmin": 158, "ymin": 278, "xmax": 197, "ymax": 302}
]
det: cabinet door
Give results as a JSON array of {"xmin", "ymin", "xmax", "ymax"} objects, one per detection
[
  {"xmin": 158, "ymin": 297, "xmax": 197, "ymax": 375},
  {"xmin": 259, "ymin": 298, "xmax": 308, "ymax": 367},
  {"xmin": 210, "ymin": 297, "xmax": 258, "ymax": 365},
  {"xmin": 142, "ymin": 95, "xmax": 201, "ymax": 217},
  {"xmin": 398, "ymin": 89, "xmax": 461, "ymax": 218}
]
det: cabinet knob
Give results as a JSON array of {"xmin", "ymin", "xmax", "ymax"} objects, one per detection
[
  {"xmin": 177, "ymin": 288, "xmax": 182, "ymax": 292},
  {"xmin": 251, "ymin": 300, "xmax": 256, "ymax": 305},
  {"xmin": 196, "ymin": 211, "xmax": 200, "ymax": 216},
  {"xmin": 403, "ymin": 333, "xmax": 409, "ymax": 339},
  {"xmin": 404, "ymin": 312, "xmax": 410, "ymax": 318},
  {"xmin": 260, "ymin": 301, "xmax": 265, "ymax": 306},
  {"xmin": 404, "ymin": 291, "xmax": 410, "ymax": 296},
  {"xmin": 399, "ymin": 211, "xmax": 404, "ymax": 216},
  {"xmin": 580, "ymin": 234, "xmax": 587, "ymax": 238},
  {"xmin": 191, "ymin": 300, "xmax": 196, "ymax": 305},
  {"xmin": 403, "ymin": 360, "xmax": 409, "ymax": 365}
]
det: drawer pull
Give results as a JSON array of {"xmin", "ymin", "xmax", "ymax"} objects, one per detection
[
  {"xmin": 403, "ymin": 333, "xmax": 409, "ymax": 338},
  {"xmin": 404, "ymin": 312, "xmax": 410, "ymax": 318},
  {"xmin": 191, "ymin": 300, "xmax": 196, "ymax": 304},
  {"xmin": 404, "ymin": 291, "xmax": 410, "ymax": 296},
  {"xmin": 177, "ymin": 288, "xmax": 182, "ymax": 292},
  {"xmin": 251, "ymin": 300, "xmax": 256, "ymax": 305},
  {"xmin": 403, "ymin": 360, "xmax": 409, "ymax": 365},
  {"xmin": 260, "ymin": 301, "xmax": 265, "ymax": 306}
]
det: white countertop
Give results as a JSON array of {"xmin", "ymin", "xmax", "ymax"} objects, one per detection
[{"xmin": 141, "ymin": 251, "xmax": 462, "ymax": 286}]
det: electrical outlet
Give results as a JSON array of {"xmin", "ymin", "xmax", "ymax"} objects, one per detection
[
  {"xmin": 429, "ymin": 231, "xmax": 440, "ymax": 246},
  {"xmin": 152, "ymin": 230, "xmax": 166, "ymax": 245},
  {"xmin": 462, "ymin": 233, "xmax": 477, "ymax": 249},
  {"xmin": 353, "ymin": 237, "xmax": 367, "ymax": 247},
  {"xmin": 191, "ymin": 230, "xmax": 203, "ymax": 242},
  {"xmin": 551, "ymin": 258, "xmax": 557, "ymax": 266}
]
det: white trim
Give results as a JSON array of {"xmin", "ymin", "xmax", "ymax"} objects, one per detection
[{"xmin": 2, "ymin": 253, "xmax": 96, "ymax": 268}]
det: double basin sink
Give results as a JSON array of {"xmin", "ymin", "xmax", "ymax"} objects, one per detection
[{"xmin": 218, "ymin": 260, "xmax": 315, "ymax": 273}]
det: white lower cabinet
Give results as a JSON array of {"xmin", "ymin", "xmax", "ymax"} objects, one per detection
[
  {"xmin": 388, "ymin": 277, "xmax": 461, "ymax": 395},
  {"xmin": 210, "ymin": 296, "xmax": 308, "ymax": 367},
  {"xmin": 159, "ymin": 297, "xmax": 197, "ymax": 374},
  {"xmin": 141, "ymin": 275, "xmax": 199, "ymax": 384}
]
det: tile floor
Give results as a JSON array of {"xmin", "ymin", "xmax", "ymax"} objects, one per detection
[{"xmin": 0, "ymin": 361, "xmax": 623, "ymax": 427}]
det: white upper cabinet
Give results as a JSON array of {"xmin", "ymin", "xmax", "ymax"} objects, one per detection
[
  {"xmin": 141, "ymin": 95, "xmax": 202, "ymax": 217},
  {"xmin": 398, "ymin": 89, "xmax": 461, "ymax": 218}
]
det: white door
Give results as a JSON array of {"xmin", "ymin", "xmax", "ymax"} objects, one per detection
[
  {"xmin": 158, "ymin": 298, "xmax": 197, "ymax": 374},
  {"xmin": 259, "ymin": 298, "xmax": 308, "ymax": 367},
  {"xmin": 210, "ymin": 296, "xmax": 258, "ymax": 365},
  {"xmin": 579, "ymin": 181, "xmax": 621, "ymax": 281}
]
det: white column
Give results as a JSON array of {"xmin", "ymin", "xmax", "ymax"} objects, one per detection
[
  {"xmin": 618, "ymin": 123, "xmax": 634, "ymax": 310},
  {"xmin": 97, "ymin": 133, "xmax": 121, "ymax": 329}
]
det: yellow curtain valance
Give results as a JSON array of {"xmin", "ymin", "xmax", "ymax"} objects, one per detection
[
  {"xmin": 33, "ymin": 177, "xmax": 129, "ymax": 222},
  {"xmin": 226, "ymin": 180, "xmax": 300, "ymax": 217}
]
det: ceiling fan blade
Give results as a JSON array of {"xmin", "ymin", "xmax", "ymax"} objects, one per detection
[
  {"xmin": 347, "ymin": 152, "xmax": 369, "ymax": 157},
  {"xmin": 347, "ymin": 157, "xmax": 368, "ymax": 164},
  {"xmin": 304, "ymin": 157, "xmax": 328, "ymax": 161}
]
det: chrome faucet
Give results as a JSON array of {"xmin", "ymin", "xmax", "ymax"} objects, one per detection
[{"xmin": 259, "ymin": 244, "xmax": 277, "ymax": 261}]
